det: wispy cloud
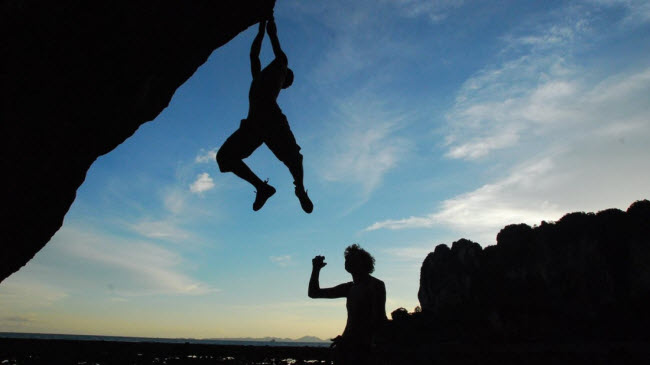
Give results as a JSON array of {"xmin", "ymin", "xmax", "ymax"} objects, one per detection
[
  {"xmin": 189, "ymin": 172, "xmax": 215, "ymax": 194},
  {"xmin": 368, "ymin": 5, "xmax": 650, "ymax": 243},
  {"xmin": 444, "ymin": 56, "xmax": 578, "ymax": 160},
  {"xmin": 320, "ymin": 121, "xmax": 409, "ymax": 196},
  {"xmin": 303, "ymin": 0, "xmax": 420, "ymax": 86},
  {"xmin": 387, "ymin": 0, "xmax": 465, "ymax": 22},
  {"xmin": 317, "ymin": 88, "xmax": 413, "ymax": 200},
  {"xmin": 2, "ymin": 316, "xmax": 31, "ymax": 323},
  {"xmin": 444, "ymin": 4, "xmax": 650, "ymax": 161},
  {"xmin": 163, "ymin": 188, "xmax": 187, "ymax": 214},
  {"xmin": 445, "ymin": 129, "xmax": 520, "ymax": 160},
  {"xmin": 369, "ymin": 62, "xmax": 650, "ymax": 244},
  {"xmin": 130, "ymin": 219, "xmax": 192, "ymax": 242},
  {"xmin": 367, "ymin": 157, "xmax": 565, "ymax": 243},
  {"xmin": 442, "ymin": 9, "xmax": 587, "ymax": 160},
  {"xmin": 0, "ymin": 315, "xmax": 39, "ymax": 331},
  {"xmin": 446, "ymin": 64, "xmax": 650, "ymax": 160},
  {"xmin": 588, "ymin": 0, "xmax": 650, "ymax": 25},
  {"xmin": 290, "ymin": 0, "xmax": 421, "ymax": 200},
  {"xmin": 269, "ymin": 255, "xmax": 292, "ymax": 267},
  {"xmin": 53, "ymin": 227, "xmax": 218, "ymax": 296},
  {"xmin": 0, "ymin": 275, "xmax": 68, "ymax": 307},
  {"xmin": 501, "ymin": 21, "xmax": 585, "ymax": 52},
  {"xmin": 195, "ymin": 148, "xmax": 217, "ymax": 164}
]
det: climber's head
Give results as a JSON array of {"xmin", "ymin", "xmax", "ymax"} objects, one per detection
[
  {"xmin": 344, "ymin": 244, "xmax": 375, "ymax": 275},
  {"xmin": 282, "ymin": 68, "xmax": 294, "ymax": 89}
]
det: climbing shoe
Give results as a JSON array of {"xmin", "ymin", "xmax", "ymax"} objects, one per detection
[
  {"xmin": 295, "ymin": 187, "xmax": 313, "ymax": 214},
  {"xmin": 253, "ymin": 181, "xmax": 276, "ymax": 211}
]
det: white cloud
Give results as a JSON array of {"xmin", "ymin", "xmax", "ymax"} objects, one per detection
[
  {"xmin": 52, "ymin": 227, "xmax": 218, "ymax": 296},
  {"xmin": 368, "ymin": 62, "xmax": 650, "ymax": 244},
  {"xmin": 0, "ymin": 275, "xmax": 68, "ymax": 307},
  {"xmin": 130, "ymin": 219, "xmax": 191, "ymax": 242},
  {"xmin": 503, "ymin": 24, "xmax": 580, "ymax": 52},
  {"xmin": 445, "ymin": 129, "xmax": 520, "ymax": 160},
  {"xmin": 321, "ymin": 122, "xmax": 409, "ymax": 195},
  {"xmin": 195, "ymin": 148, "xmax": 217, "ymax": 164},
  {"xmin": 290, "ymin": 1, "xmax": 421, "ymax": 200},
  {"xmin": 0, "ymin": 314, "xmax": 41, "ymax": 332},
  {"xmin": 303, "ymin": 0, "xmax": 420, "ymax": 86},
  {"xmin": 444, "ymin": 54, "xmax": 581, "ymax": 160},
  {"xmin": 388, "ymin": 0, "xmax": 465, "ymax": 22},
  {"xmin": 367, "ymin": 157, "xmax": 566, "ymax": 243},
  {"xmin": 443, "ymin": 0, "xmax": 650, "ymax": 161},
  {"xmin": 270, "ymin": 255, "xmax": 292, "ymax": 267},
  {"xmin": 588, "ymin": 0, "xmax": 650, "ymax": 25},
  {"xmin": 441, "ymin": 9, "xmax": 596, "ymax": 161},
  {"xmin": 318, "ymin": 91, "xmax": 412, "ymax": 197},
  {"xmin": 189, "ymin": 172, "xmax": 215, "ymax": 194},
  {"xmin": 163, "ymin": 188, "xmax": 186, "ymax": 214},
  {"xmin": 368, "ymin": 9, "xmax": 650, "ymax": 241}
]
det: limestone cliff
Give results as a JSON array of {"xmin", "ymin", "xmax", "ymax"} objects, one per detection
[
  {"xmin": 415, "ymin": 200, "xmax": 650, "ymax": 341},
  {"xmin": 0, "ymin": 1, "xmax": 275, "ymax": 282}
]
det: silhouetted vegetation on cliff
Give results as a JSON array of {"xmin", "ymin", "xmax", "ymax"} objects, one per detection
[{"xmin": 384, "ymin": 200, "xmax": 650, "ymax": 344}]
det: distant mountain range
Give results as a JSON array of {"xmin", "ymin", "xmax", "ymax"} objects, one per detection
[
  {"xmin": 0, "ymin": 332, "xmax": 330, "ymax": 344},
  {"xmin": 208, "ymin": 336, "xmax": 328, "ymax": 343}
]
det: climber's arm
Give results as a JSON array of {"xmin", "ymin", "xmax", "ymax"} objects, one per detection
[
  {"xmin": 250, "ymin": 21, "xmax": 266, "ymax": 78},
  {"xmin": 266, "ymin": 17, "xmax": 287, "ymax": 65}
]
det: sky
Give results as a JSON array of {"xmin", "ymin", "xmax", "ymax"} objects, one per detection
[{"xmin": 1, "ymin": 0, "xmax": 649, "ymax": 340}]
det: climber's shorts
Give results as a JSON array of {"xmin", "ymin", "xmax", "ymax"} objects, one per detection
[{"xmin": 217, "ymin": 111, "xmax": 302, "ymax": 171}]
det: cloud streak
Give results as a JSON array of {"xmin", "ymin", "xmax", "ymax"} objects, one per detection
[
  {"xmin": 588, "ymin": 0, "xmax": 650, "ymax": 25},
  {"xmin": 53, "ymin": 227, "xmax": 218, "ymax": 296},
  {"xmin": 130, "ymin": 219, "xmax": 192, "ymax": 242},
  {"xmin": 368, "ymin": 6, "xmax": 650, "ymax": 244},
  {"xmin": 444, "ymin": 3, "xmax": 650, "ymax": 161},
  {"xmin": 386, "ymin": 0, "xmax": 465, "ymax": 23},
  {"xmin": 318, "ymin": 106, "xmax": 412, "ymax": 202},
  {"xmin": 0, "ymin": 275, "xmax": 68, "ymax": 307},
  {"xmin": 367, "ymin": 157, "xmax": 566, "ymax": 243},
  {"xmin": 270, "ymin": 255, "xmax": 292, "ymax": 267}
]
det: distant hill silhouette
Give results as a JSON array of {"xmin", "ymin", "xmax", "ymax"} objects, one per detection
[
  {"xmin": 208, "ymin": 336, "xmax": 328, "ymax": 343},
  {"xmin": 382, "ymin": 199, "xmax": 650, "ymax": 344}
]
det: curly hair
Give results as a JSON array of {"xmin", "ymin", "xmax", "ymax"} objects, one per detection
[{"xmin": 344, "ymin": 244, "xmax": 375, "ymax": 274}]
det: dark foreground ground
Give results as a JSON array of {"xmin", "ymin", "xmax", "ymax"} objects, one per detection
[{"xmin": 1, "ymin": 338, "xmax": 650, "ymax": 365}]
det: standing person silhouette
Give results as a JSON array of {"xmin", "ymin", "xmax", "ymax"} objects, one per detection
[
  {"xmin": 308, "ymin": 245, "xmax": 387, "ymax": 365},
  {"xmin": 216, "ymin": 17, "xmax": 313, "ymax": 213}
]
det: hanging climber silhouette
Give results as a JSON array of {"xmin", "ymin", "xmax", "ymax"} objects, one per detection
[{"xmin": 217, "ymin": 17, "xmax": 313, "ymax": 213}]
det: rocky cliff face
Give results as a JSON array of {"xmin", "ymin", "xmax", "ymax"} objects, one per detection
[
  {"xmin": 416, "ymin": 200, "xmax": 650, "ymax": 341},
  {"xmin": 0, "ymin": 1, "xmax": 275, "ymax": 282}
]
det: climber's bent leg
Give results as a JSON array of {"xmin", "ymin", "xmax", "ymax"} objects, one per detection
[
  {"xmin": 217, "ymin": 120, "xmax": 276, "ymax": 211},
  {"xmin": 264, "ymin": 114, "xmax": 304, "ymax": 187},
  {"xmin": 217, "ymin": 119, "xmax": 265, "ymax": 190},
  {"xmin": 265, "ymin": 114, "xmax": 313, "ymax": 213}
]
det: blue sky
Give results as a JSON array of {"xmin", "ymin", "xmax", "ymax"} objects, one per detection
[{"xmin": 2, "ymin": 0, "xmax": 649, "ymax": 339}]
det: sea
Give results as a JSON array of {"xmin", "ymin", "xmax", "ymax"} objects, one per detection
[{"xmin": 0, "ymin": 332, "xmax": 330, "ymax": 347}]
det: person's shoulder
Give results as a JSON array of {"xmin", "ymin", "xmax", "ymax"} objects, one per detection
[
  {"xmin": 340, "ymin": 281, "xmax": 354, "ymax": 290},
  {"xmin": 370, "ymin": 276, "xmax": 385, "ymax": 287},
  {"xmin": 335, "ymin": 281, "xmax": 354, "ymax": 290}
]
